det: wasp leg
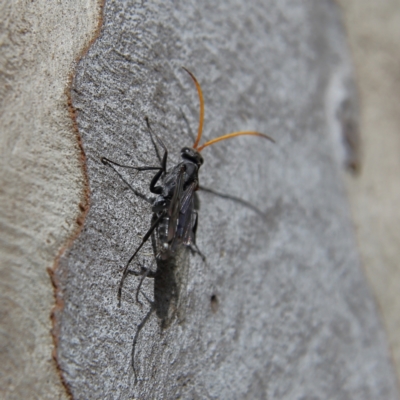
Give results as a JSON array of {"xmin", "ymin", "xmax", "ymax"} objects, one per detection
[
  {"xmin": 149, "ymin": 168, "xmax": 165, "ymax": 194},
  {"xmin": 101, "ymin": 157, "xmax": 161, "ymax": 172},
  {"xmin": 136, "ymin": 268, "xmax": 153, "ymax": 305},
  {"xmin": 199, "ymin": 185, "xmax": 266, "ymax": 218},
  {"xmin": 118, "ymin": 211, "xmax": 166, "ymax": 306},
  {"xmin": 179, "ymin": 107, "xmax": 196, "ymax": 143},
  {"xmin": 132, "ymin": 304, "xmax": 155, "ymax": 385},
  {"xmin": 188, "ymin": 210, "xmax": 206, "ymax": 261},
  {"xmin": 145, "ymin": 117, "xmax": 168, "ymax": 172},
  {"xmin": 145, "ymin": 117, "xmax": 169, "ymax": 194},
  {"xmin": 145, "ymin": 117, "xmax": 162, "ymax": 165},
  {"xmin": 188, "ymin": 243, "xmax": 206, "ymax": 262},
  {"xmin": 149, "ymin": 141, "xmax": 171, "ymax": 194},
  {"xmin": 127, "ymin": 262, "xmax": 156, "ymax": 305},
  {"xmin": 101, "ymin": 157, "xmax": 158, "ymax": 204}
]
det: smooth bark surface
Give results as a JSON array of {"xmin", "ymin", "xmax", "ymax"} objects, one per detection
[{"xmin": 0, "ymin": 1, "xmax": 102, "ymax": 399}]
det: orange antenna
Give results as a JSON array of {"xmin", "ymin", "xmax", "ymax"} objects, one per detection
[
  {"xmin": 196, "ymin": 131, "xmax": 275, "ymax": 152},
  {"xmin": 182, "ymin": 67, "xmax": 204, "ymax": 149}
]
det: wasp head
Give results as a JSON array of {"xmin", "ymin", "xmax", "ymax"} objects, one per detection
[{"xmin": 181, "ymin": 147, "xmax": 204, "ymax": 166}]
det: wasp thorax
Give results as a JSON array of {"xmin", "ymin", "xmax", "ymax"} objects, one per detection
[
  {"xmin": 152, "ymin": 197, "xmax": 167, "ymax": 212},
  {"xmin": 181, "ymin": 147, "xmax": 204, "ymax": 165}
]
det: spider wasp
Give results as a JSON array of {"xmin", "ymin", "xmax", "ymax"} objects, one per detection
[{"xmin": 101, "ymin": 68, "xmax": 274, "ymax": 381}]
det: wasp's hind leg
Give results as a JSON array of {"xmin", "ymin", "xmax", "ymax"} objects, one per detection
[
  {"xmin": 188, "ymin": 210, "xmax": 206, "ymax": 262},
  {"xmin": 131, "ymin": 303, "xmax": 154, "ymax": 385},
  {"xmin": 188, "ymin": 243, "xmax": 206, "ymax": 262},
  {"xmin": 128, "ymin": 260, "xmax": 156, "ymax": 305},
  {"xmin": 118, "ymin": 211, "xmax": 166, "ymax": 306}
]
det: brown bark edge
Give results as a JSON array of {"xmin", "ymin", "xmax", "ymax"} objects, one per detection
[{"xmin": 47, "ymin": 1, "xmax": 106, "ymax": 397}]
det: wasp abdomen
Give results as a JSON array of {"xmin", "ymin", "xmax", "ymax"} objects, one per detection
[{"xmin": 157, "ymin": 215, "xmax": 171, "ymax": 258}]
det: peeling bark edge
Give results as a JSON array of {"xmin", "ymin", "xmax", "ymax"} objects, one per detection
[{"xmin": 48, "ymin": 1, "xmax": 106, "ymax": 397}]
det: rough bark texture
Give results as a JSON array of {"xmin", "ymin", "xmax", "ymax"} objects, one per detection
[
  {"xmin": 337, "ymin": 0, "xmax": 400, "ymax": 383},
  {"xmin": 0, "ymin": 1, "xmax": 102, "ymax": 399},
  {"xmin": 50, "ymin": 1, "xmax": 399, "ymax": 399}
]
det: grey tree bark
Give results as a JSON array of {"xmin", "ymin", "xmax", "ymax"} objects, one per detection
[{"xmin": 1, "ymin": 1, "xmax": 399, "ymax": 399}]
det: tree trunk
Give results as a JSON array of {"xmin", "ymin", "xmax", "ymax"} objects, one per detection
[{"xmin": 1, "ymin": 1, "xmax": 399, "ymax": 399}]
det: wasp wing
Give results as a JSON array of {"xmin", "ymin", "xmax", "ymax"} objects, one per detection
[
  {"xmin": 167, "ymin": 165, "xmax": 185, "ymax": 243},
  {"xmin": 166, "ymin": 164, "xmax": 199, "ymax": 254},
  {"xmin": 170, "ymin": 181, "xmax": 197, "ymax": 254}
]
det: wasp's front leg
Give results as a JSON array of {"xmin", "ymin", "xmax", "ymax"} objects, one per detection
[{"xmin": 101, "ymin": 157, "xmax": 159, "ymax": 204}]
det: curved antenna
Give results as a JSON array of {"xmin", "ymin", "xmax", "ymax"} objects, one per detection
[
  {"xmin": 182, "ymin": 67, "xmax": 204, "ymax": 149},
  {"xmin": 196, "ymin": 131, "xmax": 275, "ymax": 152}
]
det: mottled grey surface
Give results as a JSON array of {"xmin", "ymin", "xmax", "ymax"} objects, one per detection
[{"xmin": 55, "ymin": 0, "xmax": 399, "ymax": 399}]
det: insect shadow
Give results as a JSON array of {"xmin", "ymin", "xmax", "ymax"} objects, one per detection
[{"xmin": 101, "ymin": 68, "xmax": 275, "ymax": 382}]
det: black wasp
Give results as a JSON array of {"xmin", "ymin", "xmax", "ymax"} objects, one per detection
[{"xmin": 102, "ymin": 68, "xmax": 275, "ymax": 306}]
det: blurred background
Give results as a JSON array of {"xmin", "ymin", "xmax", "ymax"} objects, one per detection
[{"xmin": 337, "ymin": 0, "xmax": 400, "ymax": 384}]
